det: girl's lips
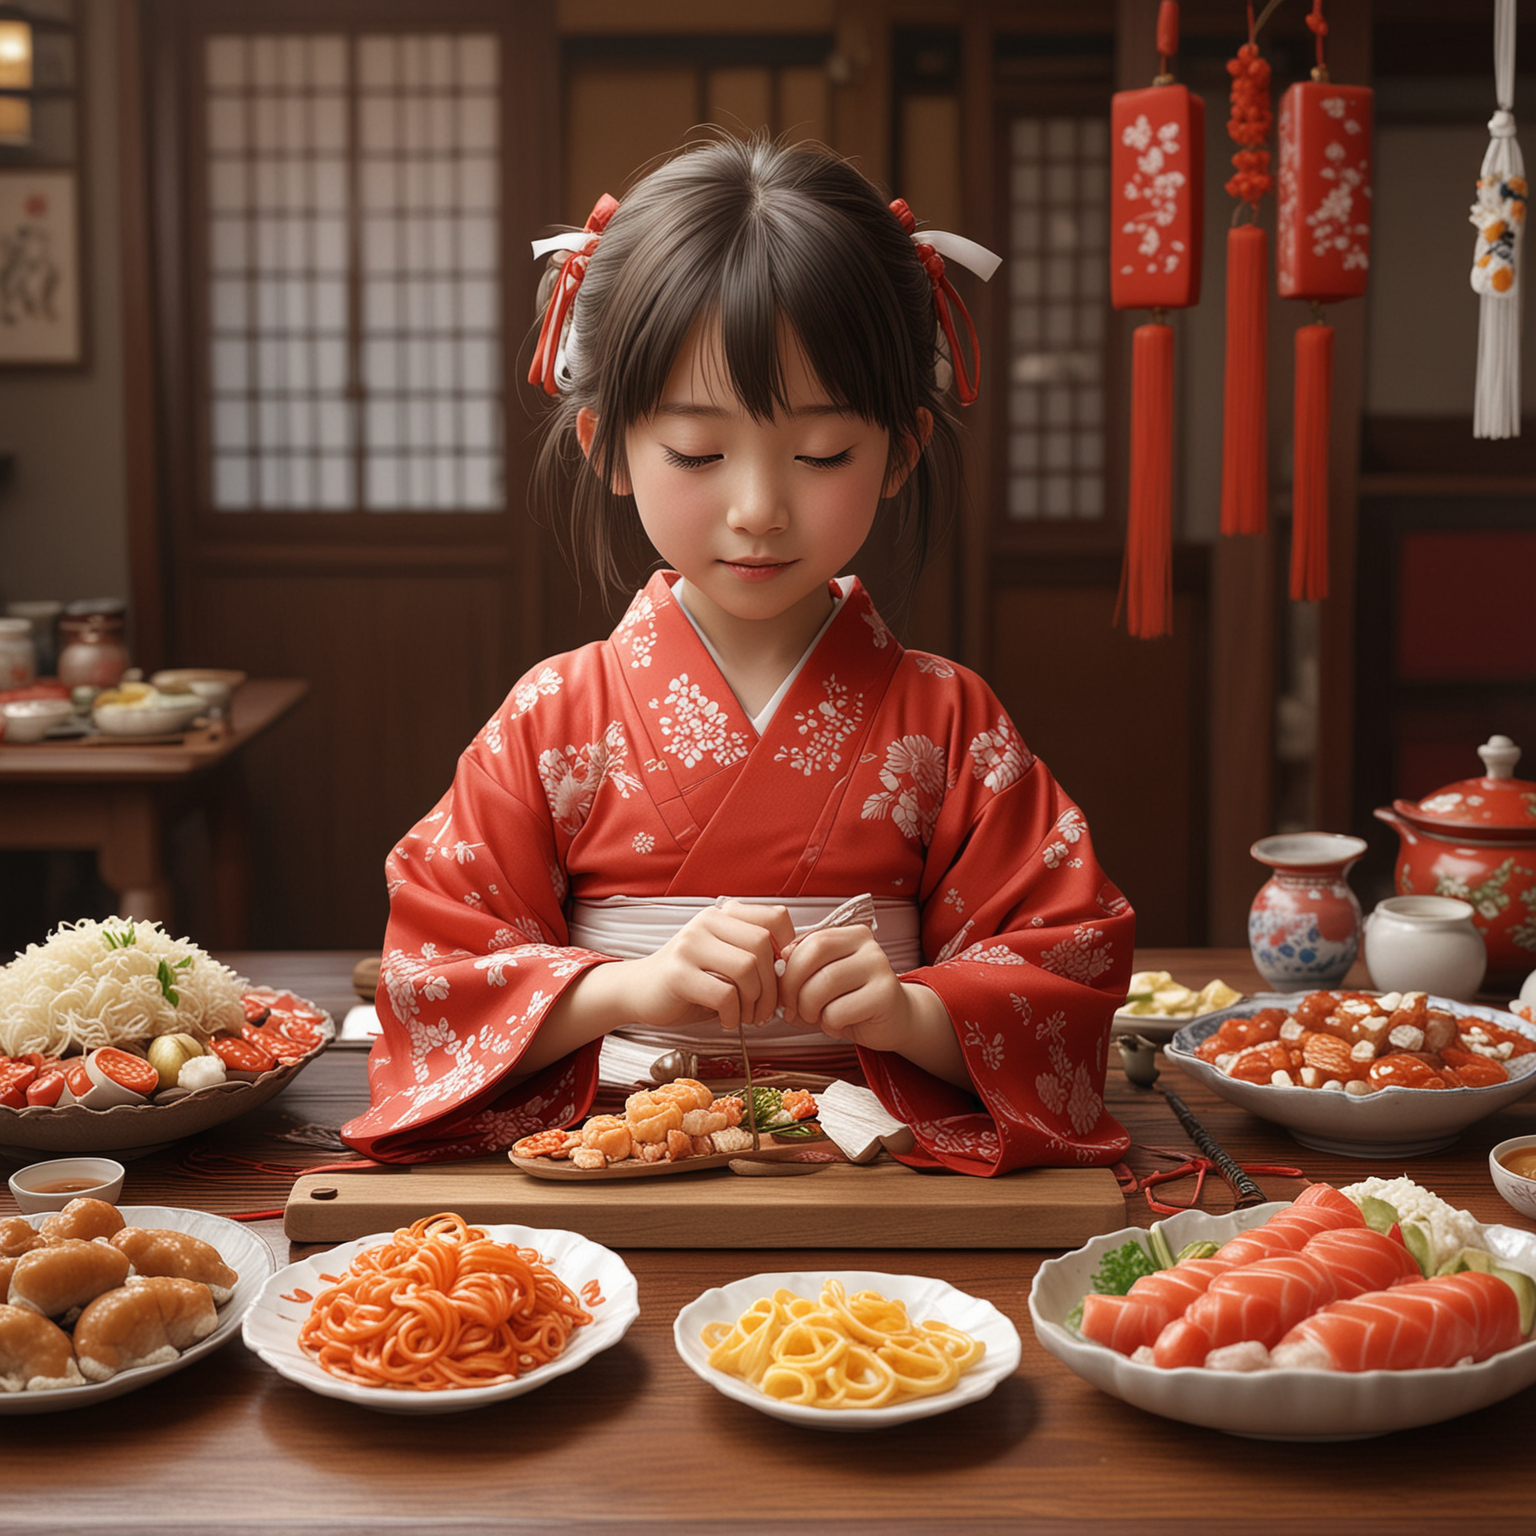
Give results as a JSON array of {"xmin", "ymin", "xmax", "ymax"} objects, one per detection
[{"xmin": 721, "ymin": 559, "xmax": 794, "ymax": 583}]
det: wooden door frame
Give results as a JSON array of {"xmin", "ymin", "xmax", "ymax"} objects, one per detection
[{"xmin": 120, "ymin": 0, "xmax": 561, "ymax": 684}]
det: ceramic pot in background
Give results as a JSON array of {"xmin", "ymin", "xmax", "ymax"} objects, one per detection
[
  {"xmin": 57, "ymin": 614, "xmax": 130, "ymax": 690},
  {"xmin": 1248, "ymin": 832, "xmax": 1369, "ymax": 992},
  {"xmin": 1363, "ymin": 895, "xmax": 1486, "ymax": 1001},
  {"xmin": 1374, "ymin": 735, "xmax": 1536, "ymax": 990}
]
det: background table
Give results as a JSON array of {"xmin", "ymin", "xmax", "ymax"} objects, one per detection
[
  {"xmin": 0, "ymin": 679, "xmax": 306, "ymax": 946},
  {"xmin": 1, "ymin": 948, "xmax": 1533, "ymax": 1535}
]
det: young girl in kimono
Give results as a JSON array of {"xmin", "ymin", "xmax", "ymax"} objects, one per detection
[{"xmin": 344, "ymin": 135, "xmax": 1135, "ymax": 1174}]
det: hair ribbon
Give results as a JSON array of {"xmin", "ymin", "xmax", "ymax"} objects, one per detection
[
  {"xmin": 889, "ymin": 199, "xmax": 1001, "ymax": 406},
  {"xmin": 528, "ymin": 193, "xmax": 619, "ymax": 396}
]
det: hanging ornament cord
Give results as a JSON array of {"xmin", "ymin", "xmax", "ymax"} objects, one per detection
[
  {"xmin": 1290, "ymin": 0, "xmax": 1334, "ymax": 602},
  {"xmin": 1472, "ymin": 0, "xmax": 1525, "ymax": 440},
  {"xmin": 1220, "ymin": 3, "xmax": 1276, "ymax": 536}
]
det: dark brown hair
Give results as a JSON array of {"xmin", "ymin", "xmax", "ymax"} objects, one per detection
[{"xmin": 528, "ymin": 134, "xmax": 965, "ymax": 601}]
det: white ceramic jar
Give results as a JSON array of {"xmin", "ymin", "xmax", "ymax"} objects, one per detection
[
  {"xmin": 1364, "ymin": 895, "xmax": 1487, "ymax": 1001},
  {"xmin": 0, "ymin": 616, "xmax": 35, "ymax": 688}
]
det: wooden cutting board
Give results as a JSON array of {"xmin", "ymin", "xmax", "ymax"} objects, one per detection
[{"xmin": 284, "ymin": 1157, "xmax": 1126, "ymax": 1248}]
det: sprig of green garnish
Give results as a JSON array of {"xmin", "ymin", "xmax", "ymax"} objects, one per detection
[
  {"xmin": 156, "ymin": 959, "xmax": 181, "ymax": 1006},
  {"xmin": 102, "ymin": 924, "xmax": 137, "ymax": 950}
]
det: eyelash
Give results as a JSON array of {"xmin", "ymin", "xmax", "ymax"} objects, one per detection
[{"xmin": 660, "ymin": 449, "xmax": 854, "ymax": 470}]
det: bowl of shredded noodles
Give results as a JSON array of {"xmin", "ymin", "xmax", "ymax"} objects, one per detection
[
  {"xmin": 0, "ymin": 919, "xmax": 332, "ymax": 1156},
  {"xmin": 242, "ymin": 1214, "xmax": 640, "ymax": 1414},
  {"xmin": 674, "ymin": 1269, "xmax": 1021, "ymax": 1430}
]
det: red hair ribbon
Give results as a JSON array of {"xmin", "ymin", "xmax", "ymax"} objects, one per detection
[
  {"xmin": 528, "ymin": 192, "xmax": 620, "ymax": 396},
  {"xmin": 889, "ymin": 197, "xmax": 983, "ymax": 406}
]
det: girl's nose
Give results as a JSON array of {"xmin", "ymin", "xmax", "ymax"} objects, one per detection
[{"xmin": 725, "ymin": 466, "xmax": 789, "ymax": 535}]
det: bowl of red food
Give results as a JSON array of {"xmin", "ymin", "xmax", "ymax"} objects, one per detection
[{"xmin": 1166, "ymin": 990, "xmax": 1536, "ymax": 1158}]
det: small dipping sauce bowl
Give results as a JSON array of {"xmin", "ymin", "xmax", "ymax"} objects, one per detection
[
  {"xmin": 7, "ymin": 1156, "xmax": 126, "ymax": 1214},
  {"xmin": 1, "ymin": 697, "xmax": 73, "ymax": 743},
  {"xmin": 1489, "ymin": 1135, "xmax": 1536, "ymax": 1222}
]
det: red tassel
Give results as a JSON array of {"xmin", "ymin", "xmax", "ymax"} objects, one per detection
[
  {"xmin": 1291, "ymin": 321, "xmax": 1333, "ymax": 600},
  {"xmin": 1220, "ymin": 224, "xmax": 1269, "ymax": 536},
  {"xmin": 1117, "ymin": 322, "xmax": 1175, "ymax": 638}
]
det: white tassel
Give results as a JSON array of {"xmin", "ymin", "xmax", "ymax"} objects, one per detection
[{"xmin": 1471, "ymin": 0, "xmax": 1524, "ymax": 439}]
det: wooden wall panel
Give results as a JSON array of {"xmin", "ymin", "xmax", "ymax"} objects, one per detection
[
  {"xmin": 779, "ymin": 66, "xmax": 829, "ymax": 142},
  {"xmin": 185, "ymin": 571, "xmax": 515, "ymax": 947},
  {"xmin": 988, "ymin": 581, "xmax": 1207, "ymax": 946},
  {"xmin": 707, "ymin": 66, "xmax": 773, "ymax": 132},
  {"xmin": 564, "ymin": 67, "xmax": 700, "ymax": 220}
]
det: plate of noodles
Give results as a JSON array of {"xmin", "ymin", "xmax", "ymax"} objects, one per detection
[
  {"xmin": 0, "ymin": 919, "xmax": 332, "ymax": 1157},
  {"xmin": 242, "ymin": 1214, "xmax": 640, "ymax": 1414},
  {"xmin": 673, "ymin": 1269, "xmax": 1021, "ymax": 1430}
]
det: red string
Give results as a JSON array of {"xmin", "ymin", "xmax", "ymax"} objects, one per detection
[
  {"xmin": 1306, "ymin": 0, "xmax": 1328, "ymax": 74},
  {"xmin": 889, "ymin": 198, "xmax": 983, "ymax": 406},
  {"xmin": 1124, "ymin": 1147, "xmax": 1304, "ymax": 1216},
  {"xmin": 527, "ymin": 193, "xmax": 620, "ymax": 396}
]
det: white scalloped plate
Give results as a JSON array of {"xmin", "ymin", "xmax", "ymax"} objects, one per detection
[
  {"xmin": 1030, "ymin": 1202, "xmax": 1536, "ymax": 1440},
  {"xmin": 243, "ymin": 1223, "xmax": 639, "ymax": 1414},
  {"xmin": 674, "ymin": 1269, "xmax": 1021, "ymax": 1430},
  {"xmin": 0, "ymin": 1205, "xmax": 275, "ymax": 1415}
]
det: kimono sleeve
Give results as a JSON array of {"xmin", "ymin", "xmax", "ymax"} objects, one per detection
[
  {"xmin": 341, "ymin": 735, "xmax": 614, "ymax": 1165},
  {"xmin": 857, "ymin": 706, "xmax": 1135, "ymax": 1176}
]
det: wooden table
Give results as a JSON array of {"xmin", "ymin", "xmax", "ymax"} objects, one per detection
[
  {"xmin": 2, "ymin": 948, "xmax": 1533, "ymax": 1536},
  {"xmin": 0, "ymin": 679, "xmax": 307, "ymax": 946}
]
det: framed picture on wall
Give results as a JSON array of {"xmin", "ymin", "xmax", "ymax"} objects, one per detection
[{"xmin": 0, "ymin": 169, "xmax": 81, "ymax": 365}]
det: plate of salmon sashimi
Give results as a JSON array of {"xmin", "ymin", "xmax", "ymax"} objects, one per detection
[{"xmin": 1029, "ymin": 1182, "xmax": 1536, "ymax": 1440}]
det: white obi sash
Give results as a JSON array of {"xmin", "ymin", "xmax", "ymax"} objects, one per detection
[{"xmin": 569, "ymin": 894, "xmax": 922, "ymax": 1063}]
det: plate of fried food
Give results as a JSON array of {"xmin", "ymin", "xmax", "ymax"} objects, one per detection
[
  {"xmin": 1112, "ymin": 971, "xmax": 1244, "ymax": 1042},
  {"xmin": 0, "ymin": 1198, "xmax": 275, "ymax": 1413},
  {"xmin": 675, "ymin": 1269, "xmax": 1020, "ymax": 1430},
  {"xmin": 508, "ymin": 1077, "xmax": 827, "ymax": 1179},
  {"xmin": 1166, "ymin": 990, "xmax": 1536, "ymax": 1157},
  {"xmin": 242, "ymin": 1213, "xmax": 639, "ymax": 1414}
]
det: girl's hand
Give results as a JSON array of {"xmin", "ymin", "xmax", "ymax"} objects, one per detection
[
  {"xmin": 778, "ymin": 926, "xmax": 970, "ymax": 1087},
  {"xmin": 625, "ymin": 901, "xmax": 796, "ymax": 1031},
  {"xmin": 776, "ymin": 925, "xmax": 913, "ymax": 1052}
]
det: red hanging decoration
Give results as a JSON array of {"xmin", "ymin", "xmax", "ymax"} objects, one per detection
[
  {"xmin": 1110, "ymin": 1, "xmax": 1205, "ymax": 638},
  {"xmin": 1220, "ymin": 9, "xmax": 1273, "ymax": 537},
  {"xmin": 1276, "ymin": 0, "xmax": 1373, "ymax": 601}
]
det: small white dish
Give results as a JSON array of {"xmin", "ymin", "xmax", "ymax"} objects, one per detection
[
  {"xmin": 93, "ymin": 698, "xmax": 204, "ymax": 737},
  {"xmin": 1489, "ymin": 1135, "xmax": 1536, "ymax": 1222},
  {"xmin": 1, "ymin": 698, "xmax": 73, "ymax": 743},
  {"xmin": 1167, "ymin": 995, "xmax": 1536, "ymax": 1158},
  {"xmin": 243, "ymin": 1223, "xmax": 639, "ymax": 1414},
  {"xmin": 1030, "ymin": 1203, "xmax": 1536, "ymax": 1440},
  {"xmin": 0, "ymin": 1205, "xmax": 274, "ymax": 1415},
  {"xmin": 673, "ymin": 1270, "xmax": 1020, "ymax": 1431},
  {"xmin": 1111, "ymin": 1003, "xmax": 1239, "ymax": 1045},
  {"xmin": 7, "ymin": 1156, "xmax": 125, "ymax": 1213}
]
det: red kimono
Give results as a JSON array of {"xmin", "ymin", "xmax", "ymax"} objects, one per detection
[{"xmin": 343, "ymin": 572, "xmax": 1134, "ymax": 1171}]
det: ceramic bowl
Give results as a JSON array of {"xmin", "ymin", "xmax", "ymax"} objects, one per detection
[
  {"xmin": 7, "ymin": 1156, "xmax": 126, "ymax": 1213},
  {"xmin": 1167, "ymin": 996, "xmax": 1536, "ymax": 1158},
  {"xmin": 93, "ymin": 698, "xmax": 204, "ymax": 737},
  {"xmin": 1489, "ymin": 1135, "xmax": 1536, "ymax": 1222},
  {"xmin": 1, "ymin": 698, "xmax": 74, "ymax": 743},
  {"xmin": 150, "ymin": 668, "xmax": 246, "ymax": 693}
]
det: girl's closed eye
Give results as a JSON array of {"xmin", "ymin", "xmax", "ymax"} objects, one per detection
[
  {"xmin": 662, "ymin": 447, "xmax": 722, "ymax": 469},
  {"xmin": 796, "ymin": 449, "xmax": 855, "ymax": 469}
]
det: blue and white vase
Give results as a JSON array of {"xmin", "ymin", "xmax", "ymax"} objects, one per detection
[{"xmin": 1248, "ymin": 832, "xmax": 1369, "ymax": 992}]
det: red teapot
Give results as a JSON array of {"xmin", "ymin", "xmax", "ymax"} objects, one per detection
[{"xmin": 1374, "ymin": 735, "xmax": 1536, "ymax": 989}]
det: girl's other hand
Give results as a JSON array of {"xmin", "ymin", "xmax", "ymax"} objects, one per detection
[
  {"xmin": 778, "ymin": 926, "xmax": 969, "ymax": 1087},
  {"xmin": 627, "ymin": 900, "xmax": 796, "ymax": 1031}
]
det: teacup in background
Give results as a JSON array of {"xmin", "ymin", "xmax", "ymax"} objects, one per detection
[{"xmin": 1364, "ymin": 895, "xmax": 1486, "ymax": 1001}]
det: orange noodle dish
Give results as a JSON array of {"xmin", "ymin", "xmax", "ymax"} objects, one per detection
[
  {"xmin": 297, "ymin": 1213, "xmax": 593, "ymax": 1391},
  {"xmin": 702, "ymin": 1279, "xmax": 985, "ymax": 1410}
]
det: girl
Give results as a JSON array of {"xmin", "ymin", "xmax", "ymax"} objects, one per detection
[{"xmin": 343, "ymin": 136, "xmax": 1134, "ymax": 1175}]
